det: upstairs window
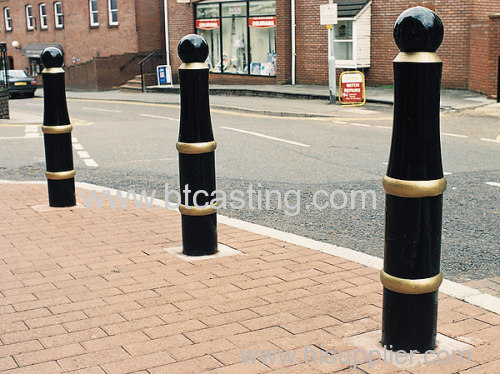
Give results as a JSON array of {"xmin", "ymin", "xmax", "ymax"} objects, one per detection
[
  {"xmin": 108, "ymin": 0, "xmax": 118, "ymax": 25},
  {"xmin": 89, "ymin": 0, "xmax": 98, "ymax": 26},
  {"xmin": 40, "ymin": 4, "xmax": 48, "ymax": 29},
  {"xmin": 4, "ymin": 7, "xmax": 12, "ymax": 31},
  {"xmin": 54, "ymin": 2, "xmax": 64, "ymax": 29},
  {"xmin": 26, "ymin": 5, "xmax": 35, "ymax": 30}
]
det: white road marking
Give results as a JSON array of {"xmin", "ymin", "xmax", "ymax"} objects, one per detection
[
  {"xmin": 25, "ymin": 125, "xmax": 39, "ymax": 132},
  {"xmin": 375, "ymin": 125, "xmax": 391, "ymax": 129},
  {"xmin": 349, "ymin": 123, "xmax": 371, "ymax": 127},
  {"xmin": 83, "ymin": 159, "xmax": 99, "ymax": 167},
  {"xmin": 140, "ymin": 114, "xmax": 179, "ymax": 121},
  {"xmin": 25, "ymin": 103, "xmax": 43, "ymax": 107},
  {"xmin": 82, "ymin": 107, "xmax": 122, "ymax": 113},
  {"xmin": 73, "ymin": 143, "xmax": 84, "ymax": 150},
  {"xmin": 77, "ymin": 151, "xmax": 90, "ymax": 159},
  {"xmin": 221, "ymin": 126, "xmax": 310, "ymax": 148},
  {"xmin": 480, "ymin": 138, "xmax": 500, "ymax": 144},
  {"xmin": 333, "ymin": 121, "xmax": 347, "ymax": 124},
  {"xmin": 0, "ymin": 136, "xmax": 41, "ymax": 140},
  {"xmin": 486, "ymin": 182, "xmax": 500, "ymax": 188},
  {"xmin": 72, "ymin": 137, "xmax": 78, "ymax": 143},
  {"xmin": 444, "ymin": 172, "xmax": 452, "ymax": 175},
  {"xmin": 442, "ymin": 132, "xmax": 468, "ymax": 138}
]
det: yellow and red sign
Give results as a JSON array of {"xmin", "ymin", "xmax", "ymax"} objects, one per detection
[
  {"xmin": 339, "ymin": 71, "xmax": 366, "ymax": 106},
  {"xmin": 248, "ymin": 16, "xmax": 276, "ymax": 28},
  {"xmin": 196, "ymin": 19, "xmax": 220, "ymax": 30}
]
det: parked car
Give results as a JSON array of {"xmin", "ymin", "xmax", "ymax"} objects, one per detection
[{"xmin": 0, "ymin": 70, "xmax": 37, "ymax": 98}]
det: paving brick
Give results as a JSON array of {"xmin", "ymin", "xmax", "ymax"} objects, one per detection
[
  {"xmin": 184, "ymin": 322, "xmax": 249, "ymax": 343},
  {"xmin": 57, "ymin": 347, "xmax": 131, "ymax": 371},
  {"xmin": 39, "ymin": 328, "xmax": 108, "ymax": 349},
  {"xmin": 25, "ymin": 311, "xmax": 87, "ymax": 329},
  {"xmin": 63, "ymin": 314, "xmax": 127, "ymax": 333},
  {"xmin": 14, "ymin": 343, "xmax": 86, "ymax": 366},
  {"xmin": 101, "ymin": 351, "xmax": 176, "ymax": 374},
  {"xmin": 81, "ymin": 331, "xmax": 150, "ymax": 351},
  {"xmin": 83, "ymin": 301, "xmax": 143, "ymax": 317},
  {"xmin": 2, "ymin": 324, "xmax": 68, "ymax": 345},
  {"xmin": 228, "ymin": 326, "xmax": 292, "ymax": 346},
  {"xmin": 200, "ymin": 309, "xmax": 260, "ymax": 327},
  {"xmin": 241, "ymin": 312, "xmax": 301, "ymax": 331},
  {"xmin": 4, "ymin": 361, "xmax": 63, "ymax": 373},
  {"xmin": 0, "ymin": 356, "xmax": 18, "ymax": 371},
  {"xmin": 102, "ymin": 316, "xmax": 164, "ymax": 335},
  {"xmin": 206, "ymin": 361, "xmax": 270, "ymax": 373},
  {"xmin": 439, "ymin": 318, "xmax": 492, "ymax": 338},
  {"xmin": 124, "ymin": 335, "xmax": 193, "ymax": 356},
  {"xmin": 281, "ymin": 315, "xmax": 341, "ymax": 334},
  {"xmin": 168, "ymin": 338, "xmax": 235, "ymax": 361},
  {"xmin": 149, "ymin": 355, "xmax": 222, "ymax": 374}
]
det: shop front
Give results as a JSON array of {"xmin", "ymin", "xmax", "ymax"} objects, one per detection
[{"xmin": 195, "ymin": 0, "xmax": 277, "ymax": 80}]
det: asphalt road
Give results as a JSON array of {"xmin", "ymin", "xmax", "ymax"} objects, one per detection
[{"xmin": 1, "ymin": 94, "xmax": 498, "ymax": 284}]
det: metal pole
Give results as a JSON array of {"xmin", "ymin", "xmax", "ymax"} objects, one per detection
[
  {"xmin": 164, "ymin": 0, "xmax": 173, "ymax": 85},
  {"xmin": 177, "ymin": 35, "xmax": 218, "ymax": 256},
  {"xmin": 291, "ymin": 0, "xmax": 296, "ymax": 85},
  {"xmin": 381, "ymin": 7, "xmax": 445, "ymax": 352},
  {"xmin": 40, "ymin": 47, "xmax": 76, "ymax": 207},
  {"xmin": 328, "ymin": 0, "xmax": 336, "ymax": 103}
]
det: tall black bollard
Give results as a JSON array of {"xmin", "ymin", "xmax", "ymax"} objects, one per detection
[
  {"xmin": 41, "ymin": 47, "xmax": 76, "ymax": 207},
  {"xmin": 177, "ymin": 35, "xmax": 218, "ymax": 256},
  {"xmin": 381, "ymin": 7, "xmax": 446, "ymax": 352}
]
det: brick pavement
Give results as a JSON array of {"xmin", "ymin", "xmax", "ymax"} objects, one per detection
[{"xmin": 0, "ymin": 182, "xmax": 499, "ymax": 373}]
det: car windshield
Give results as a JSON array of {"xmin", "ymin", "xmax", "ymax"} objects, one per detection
[{"xmin": 8, "ymin": 70, "xmax": 30, "ymax": 79}]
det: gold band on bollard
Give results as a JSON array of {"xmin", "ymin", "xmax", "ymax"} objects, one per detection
[
  {"xmin": 45, "ymin": 170, "xmax": 76, "ymax": 180},
  {"xmin": 383, "ymin": 176, "xmax": 447, "ymax": 198},
  {"xmin": 380, "ymin": 270, "xmax": 443, "ymax": 295},
  {"xmin": 176, "ymin": 140, "xmax": 217, "ymax": 155},
  {"xmin": 42, "ymin": 67, "xmax": 65, "ymax": 74},
  {"xmin": 179, "ymin": 62, "xmax": 209, "ymax": 70},
  {"xmin": 394, "ymin": 52, "xmax": 442, "ymax": 63},
  {"xmin": 41, "ymin": 124, "xmax": 73, "ymax": 134},
  {"xmin": 179, "ymin": 203, "xmax": 217, "ymax": 216}
]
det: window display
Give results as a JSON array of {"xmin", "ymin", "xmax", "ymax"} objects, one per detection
[
  {"xmin": 195, "ymin": 0, "xmax": 276, "ymax": 77},
  {"xmin": 333, "ymin": 21, "xmax": 353, "ymax": 60}
]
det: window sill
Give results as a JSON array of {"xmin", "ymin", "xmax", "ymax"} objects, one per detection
[{"xmin": 108, "ymin": 23, "xmax": 119, "ymax": 28}]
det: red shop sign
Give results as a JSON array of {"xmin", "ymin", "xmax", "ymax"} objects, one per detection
[
  {"xmin": 339, "ymin": 71, "xmax": 366, "ymax": 106},
  {"xmin": 248, "ymin": 16, "xmax": 277, "ymax": 28},
  {"xmin": 196, "ymin": 19, "xmax": 220, "ymax": 30}
]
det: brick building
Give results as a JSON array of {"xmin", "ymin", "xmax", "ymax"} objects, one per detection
[
  {"xmin": 168, "ymin": 0, "xmax": 499, "ymax": 98},
  {"xmin": 0, "ymin": 0, "xmax": 164, "ymax": 89}
]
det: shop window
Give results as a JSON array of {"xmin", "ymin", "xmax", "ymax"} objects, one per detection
[
  {"xmin": 196, "ymin": 0, "xmax": 276, "ymax": 76},
  {"xmin": 26, "ymin": 5, "xmax": 35, "ymax": 30},
  {"xmin": 4, "ymin": 7, "xmax": 12, "ymax": 31},
  {"xmin": 108, "ymin": 0, "xmax": 118, "ymax": 26},
  {"xmin": 40, "ymin": 4, "xmax": 48, "ymax": 29},
  {"xmin": 333, "ymin": 21, "xmax": 353, "ymax": 61},
  {"xmin": 89, "ymin": 0, "xmax": 99, "ymax": 26},
  {"xmin": 54, "ymin": 2, "xmax": 64, "ymax": 29}
]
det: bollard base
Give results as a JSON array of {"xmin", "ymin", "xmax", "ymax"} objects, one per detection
[
  {"xmin": 47, "ymin": 178, "xmax": 76, "ymax": 207},
  {"xmin": 382, "ymin": 288, "xmax": 438, "ymax": 352},
  {"xmin": 181, "ymin": 214, "xmax": 217, "ymax": 256}
]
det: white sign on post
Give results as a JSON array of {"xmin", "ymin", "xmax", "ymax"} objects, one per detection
[{"xmin": 320, "ymin": 4, "xmax": 338, "ymax": 25}]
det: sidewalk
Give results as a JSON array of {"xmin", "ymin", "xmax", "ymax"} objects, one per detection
[{"xmin": 1, "ymin": 180, "xmax": 498, "ymax": 373}]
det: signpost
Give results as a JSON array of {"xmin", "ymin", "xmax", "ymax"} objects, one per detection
[
  {"xmin": 157, "ymin": 65, "xmax": 172, "ymax": 86},
  {"xmin": 339, "ymin": 71, "xmax": 366, "ymax": 106},
  {"xmin": 320, "ymin": 2, "xmax": 338, "ymax": 103}
]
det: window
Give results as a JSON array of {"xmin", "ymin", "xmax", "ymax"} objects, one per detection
[
  {"xmin": 333, "ymin": 21, "xmax": 353, "ymax": 61},
  {"xmin": 4, "ymin": 7, "xmax": 12, "ymax": 31},
  {"xmin": 54, "ymin": 2, "xmax": 64, "ymax": 29},
  {"xmin": 40, "ymin": 4, "xmax": 48, "ymax": 29},
  {"xmin": 196, "ymin": 0, "xmax": 276, "ymax": 76},
  {"xmin": 89, "ymin": 0, "xmax": 98, "ymax": 26},
  {"xmin": 26, "ymin": 5, "xmax": 35, "ymax": 30},
  {"xmin": 108, "ymin": 0, "xmax": 118, "ymax": 25}
]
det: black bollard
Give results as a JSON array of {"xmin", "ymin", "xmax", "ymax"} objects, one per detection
[
  {"xmin": 381, "ymin": 7, "xmax": 446, "ymax": 352},
  {"xmin": 177, "ymin": 35, "xmax": 218, "ymax": 256},
  {"xmin": 41, "ymin": 47, "xmax": 76, "ymax": 207}
]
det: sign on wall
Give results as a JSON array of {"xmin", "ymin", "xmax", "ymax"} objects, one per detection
[
  {"xmin": 339, "ymin": 71, "xmax": 366, "ymax": 106},
  {"xmin": 320, "ymin": 4, "xmax": 338, "ymax": 25},
  {"xmin": 196, "ymin": 19, "xmax": 220, "ymax": 30},
  {"xmin": 157, "ymin": 65, "xmax": 172, "ymax": 86},
  {"xmin": 248, "ymin": 16, "xmax": 277, "ymax": 28}
]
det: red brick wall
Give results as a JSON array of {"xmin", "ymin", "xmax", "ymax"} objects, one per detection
[
  {"xmin": 167, "ymin": 1, "xmax": 194, "ymax": 83},
  {"xmin": 136, "ymin": 0, "xmax": 163, "ymax": 52}
]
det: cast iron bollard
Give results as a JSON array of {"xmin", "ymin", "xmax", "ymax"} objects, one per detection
[
  {"xmin": 41, "ymin": 47, "xmax": 76, "ymax": 207},
  {"xmin": 177, "ymin": 35, "xmax": 218, "ymax": 256},
  {"xmin": 381, "ymin": 7, "xmax": 446, "ymax": 352}
]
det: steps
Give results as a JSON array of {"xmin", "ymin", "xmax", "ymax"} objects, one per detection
[{"xmin": 120, "ymin": 75, "xmax": 142, "ymax": 92}]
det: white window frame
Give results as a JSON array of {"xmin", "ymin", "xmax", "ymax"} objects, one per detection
[
  {"xmin": 333, "ymin": 19, "xmax": 355, "ymax": 67},
  {"xmin": 54, "ymin": 1, "xmax": 64, "ymax": 29},
  {"xmin": 89, "ymin": 0, "xmax": 99, "ymax": 26},
  {"xmin": 108, "ymin": 0, "xmax": 118, "ymax": 26},
  {"xmin": 26, "ymin": 5, "xmax": 35, "ymax": 30},
  {"xmin": 4, "ymin": 7, "xmax": 12, "ymax": 31},
  {"xmin": 39, "ymin": 3, "xmax": 48, "ymax": 29}
]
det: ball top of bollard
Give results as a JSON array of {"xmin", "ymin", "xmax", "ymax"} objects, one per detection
[
  {"xmin": 394, "ymin": 6, "xmax": 443, "ymax": 52},
  {"xmin": 178, "ymin": 34, "xmax": 209, "ymax": 63},
  {"xmin": 40, "ymin": 47, "xmax": 64, "ymax": 68}
]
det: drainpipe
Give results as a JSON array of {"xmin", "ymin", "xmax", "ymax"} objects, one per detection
[
  {"xmin": 163, "ymin": 0, "xmax": 173, "ymax": 84},
  {"xmin": 291, "ymin": 0, "xmax": 296, "ymax": 85}
]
